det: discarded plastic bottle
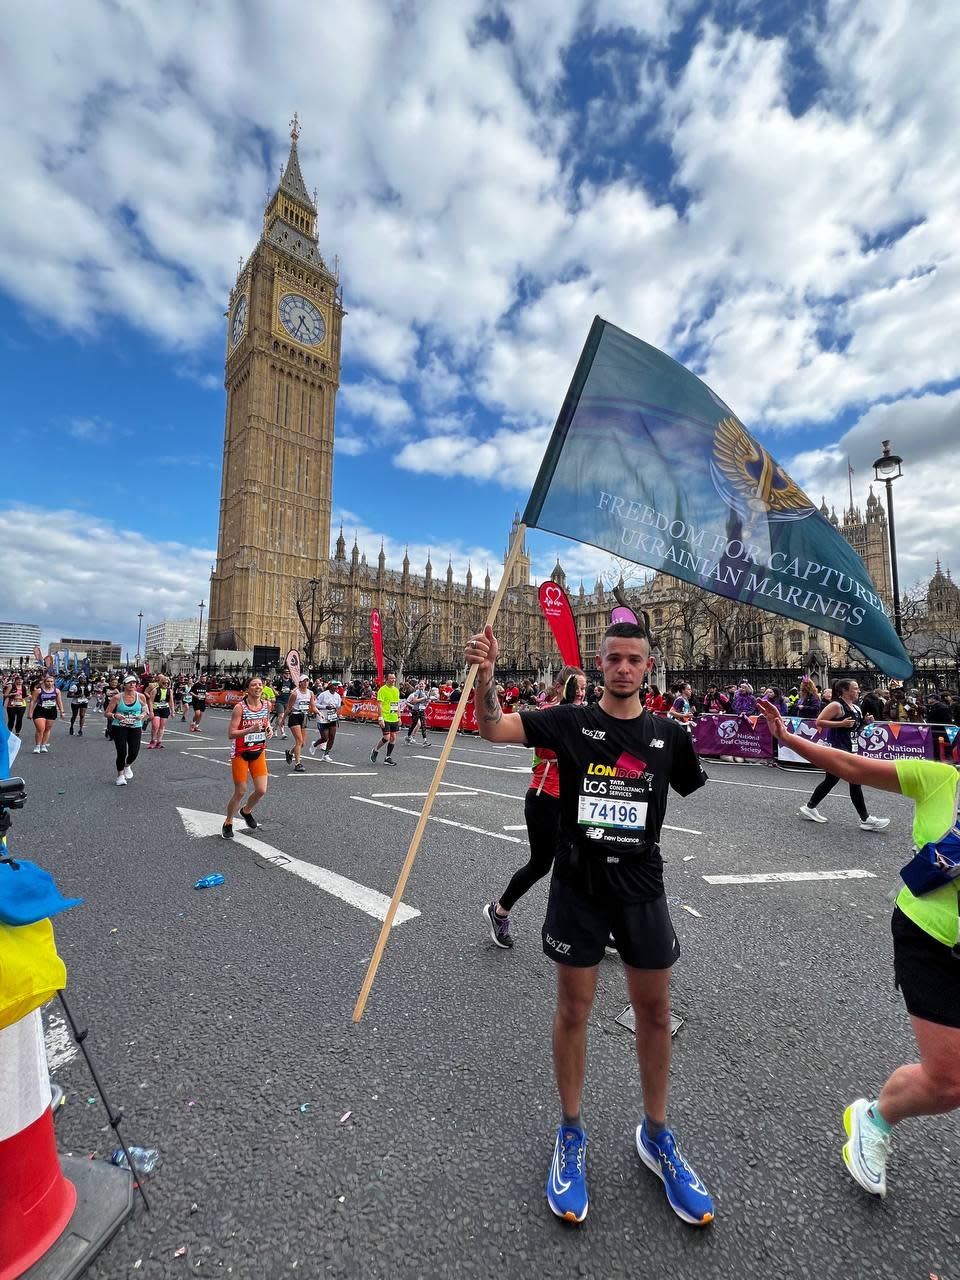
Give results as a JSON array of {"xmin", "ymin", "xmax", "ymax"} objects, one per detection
[
  {"xmin": 194, "ymin": 873, "xmax": 225, "ymax": 889},
  {"xmin": 111, "ymin": 1145, "xmax": 161, "ymax": 1175}
]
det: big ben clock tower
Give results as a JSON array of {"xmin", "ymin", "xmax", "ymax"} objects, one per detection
[{"xmin": 209, "ymin": 115, "xmax": 344, "ymax": 653}]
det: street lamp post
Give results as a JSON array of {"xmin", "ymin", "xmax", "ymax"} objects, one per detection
[
  {"xmin": 307, "ymin": 577, "xmax": 320, "ymax": 673},
  {"xmin": 135, "ymin": 611, "xmax": 144, "ymax": 668},
  {"xmin": 196, "ymin": 601, "xmax": 206, "ymax": 675},
  {"xmin": 872, "ymin": 439, "xmax": 904, "ymax": 637}
]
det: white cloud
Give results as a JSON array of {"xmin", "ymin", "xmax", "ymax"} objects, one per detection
[
  {"xmin": 333, "ymin": 434, "xmax": 368, "ymax": 457},
  {"xmin": 339, "ymin": 377, "xmax": 413, "ymax": 430},
  {"xmin": 345, "ymin": 307, "xmax": 419, "ymax": 381},
  {"xmin": 788, "ymin": 387, "xmax": 960, "ymax": 584},
  {"xmin": 418, "ymin": 354, "xmax": 463, "ymax": 412},
  {"xmin": 0, "ymin": 506, "xmax": 214, "ymax": 652},
  {"xmin": 395, "ymin": 424, "xmax": 551, "ymax": 486}
]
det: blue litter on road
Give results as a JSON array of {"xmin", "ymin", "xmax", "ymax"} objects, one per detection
[{"xmin": 194, "ymin": 874, "xmax": 225, "ymax": 889}]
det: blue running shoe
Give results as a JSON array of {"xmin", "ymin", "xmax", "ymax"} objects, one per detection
[
  {"xmin": 636, "ymin": 1122, "xmax": 714, "ymax": 1225},
  {"xmin": 546, "ymin": 1124, "xmax": 588, "ymax": 1223}
]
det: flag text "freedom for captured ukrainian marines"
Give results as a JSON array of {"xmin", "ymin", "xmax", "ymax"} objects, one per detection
[{"xmin": 599, "ymin": 492, "xmax": 885, "ymax": 627}]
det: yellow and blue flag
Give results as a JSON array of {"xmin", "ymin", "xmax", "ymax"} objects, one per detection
[{"xmin": 523, "ymin": 317, "xmax": 912, "ymax": 678}]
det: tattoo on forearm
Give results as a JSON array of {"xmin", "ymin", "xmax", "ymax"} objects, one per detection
[{"xmin": 479, "ymin": 679, "xmax": 502, "ymax": 724}]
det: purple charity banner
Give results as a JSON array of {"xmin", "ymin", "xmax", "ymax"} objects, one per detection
[
  {"xmin": 693, "ymin": 713, "xmax": 773, "ymax": 759},
  {"xmin": 777, "ymin": 718, "xmax": 933, "ymax": 764}
]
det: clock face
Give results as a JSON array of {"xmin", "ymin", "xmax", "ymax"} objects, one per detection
[
  {"xmin": 278, "ymin": 292, "xmax": 326, "ymax": 346},
  {"xmin": 231, "ymin": 294, "xmax": 247, "ymax": 347}
]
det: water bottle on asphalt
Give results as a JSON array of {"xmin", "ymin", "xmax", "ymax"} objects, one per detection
[{"xmin": 193, "ymin": 874, "xmax": 225, "ymax": 889}]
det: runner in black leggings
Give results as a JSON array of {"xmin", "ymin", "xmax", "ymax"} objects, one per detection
[
  {"xmin": 68, "ymin": 678, "xmax": 91, "ymax": 736},
  {"xmin": 482, "ymin": 667, "xmax": 585, "ymax": 948},
  {"xmin": 799, "ymin": 678, "xmax": 889, "ymax": 831},
  {"xmin": 4, "ymin": 676, "xmax": 28, "ymax": 734},
  {"xmin": 106, "ymin": 676, "xmax": 146, "ymax": 785}
]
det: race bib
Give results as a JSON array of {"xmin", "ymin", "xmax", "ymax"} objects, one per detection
[
  {"xmin": 244, "ymin": 731, "xmax": 266, "ymax": 744},
  {"xmin": 577, "ymin": 796, "xmax": 648, "ymax": 830}
]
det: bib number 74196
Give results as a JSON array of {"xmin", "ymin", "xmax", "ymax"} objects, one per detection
[{"xmin": 577, "ymin": 797, "xmax": 647, "ymax": 830}]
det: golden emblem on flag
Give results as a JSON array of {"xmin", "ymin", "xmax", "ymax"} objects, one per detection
[{"xmin": 711, "ymin": 416, "xmax": 814, "ymax": 522}]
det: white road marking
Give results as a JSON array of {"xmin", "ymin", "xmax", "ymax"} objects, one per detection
[
  {"xmin": 43, "ymin": 1013, "xmax": 78, "ymax": 1074},
  {"xmin": 176, "ymin": 807, "xmax": 419, "ymax": 924},
  {"xmin": 703, "ymin": 869, "xmax": 876, "ymax": 885},
  {"xmin": 288, "ymin": 771, "xmax": 378, "ymax": 778},
  {"xmin": 412, "ymin": 757, "xmax": 529, "ymax": 775},
  {"xmin": 439, "ymin": 780, "xmax": 529, "ymax": 802},
  {"xmin": 708, "ymin": 777, "xmax": 825, "ymax": 796},
  {"xmin": 350, "ymin": 795, "xmax": 524, "ymax": 844},
  {"xmin": 371, "ymin": 791, "xmax": 479, "ymax": 799},
  {"xmin": 503, "ymin": 825, "xmax": 527, "ymax": 830}
]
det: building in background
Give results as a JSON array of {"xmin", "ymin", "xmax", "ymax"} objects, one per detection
[
  {"xmin": 0, "ymin": 621, "xmax": 41, "ymax": 656},
  {"xmin": 145, "ymin": 617, "xmax": 208, "ymax": 666},
  {"xmin": 52, "ymin": 638, "xmax": 122, "ymax": 667}
]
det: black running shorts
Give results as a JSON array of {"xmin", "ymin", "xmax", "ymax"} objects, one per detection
[
  {"xmin": 33, "ymin": 709, "xmax": 57, "ymax": 721},
  {"xmin": 381, "ymin": 720, "xmax": 400, "ymax": 734},
  {"xmin": 153, "ymin": 706, "xmax": 171, "ymax": 718},
  {"xmin": 892, "ymin": 906, "xmax": 960, "ymax": 1029},
  {"xmin": 288, "ymin": 712, "xmax": 306, "ymax": 727},
  {"xmin": 542, "ymin": 873, "xmax": 680, "ymax": 969}
]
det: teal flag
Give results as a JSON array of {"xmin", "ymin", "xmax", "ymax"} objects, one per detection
[{"xmin": 523, "ymin": 317, "xmax": 912, "ymax": 678}]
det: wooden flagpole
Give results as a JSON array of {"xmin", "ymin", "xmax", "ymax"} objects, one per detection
[{"xmin": 352, "ymin": 524, "xmax": 528, "ymax": 1021}]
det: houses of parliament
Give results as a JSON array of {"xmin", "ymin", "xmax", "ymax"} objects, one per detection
[{"xmin": 209, "ymin": 119, "xmax": 906, "ymax": 676}]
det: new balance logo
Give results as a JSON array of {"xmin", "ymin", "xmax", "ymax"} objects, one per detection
[
  {"xmin": 650, "ymin": 738, "xmax": 665, "ymax": 749},
  {"xmin": 581, "ymin": 727, "xmax": 606, "ymax": 740}
]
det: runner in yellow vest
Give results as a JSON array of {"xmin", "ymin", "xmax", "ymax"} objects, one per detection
[{"xmin": 371, "ymin": 673, "xmax": 401, "ymax": 766}]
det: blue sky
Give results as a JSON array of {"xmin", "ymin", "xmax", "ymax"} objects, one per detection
[{"xmin": 2, "ymin": 0, "xmax": 959, "ymax": 652}]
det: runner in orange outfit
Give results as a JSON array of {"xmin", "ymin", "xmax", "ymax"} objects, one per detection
[{"xmin": 222, "ymin": 676, "xmax": 273, "ymax": 839}]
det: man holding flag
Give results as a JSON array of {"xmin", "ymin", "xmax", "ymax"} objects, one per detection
[{"xmin": 467, "ymin": 618, "xmax": 714, "ymax": 1227}]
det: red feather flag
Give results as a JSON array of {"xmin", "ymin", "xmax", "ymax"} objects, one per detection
[
  {"xmin": 538, "ymin": 581, "xmax": 582, "ymax": 668},
  {"xmin": 371, "ymin": 610, "xmax": 384, "ymax": 686}
]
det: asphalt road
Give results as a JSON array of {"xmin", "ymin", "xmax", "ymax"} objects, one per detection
[{"xmin": 9, "ymin": 708, "xmax": 959, "ymax": 1279}]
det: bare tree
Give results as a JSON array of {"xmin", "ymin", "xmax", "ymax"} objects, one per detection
[
  {"xmin": 291, "ymin": 564, "xmax": 349, "ymax": 668},
  {"xmin": 381, "ymin": 604, "xmax": 436, "ymax": 682}
]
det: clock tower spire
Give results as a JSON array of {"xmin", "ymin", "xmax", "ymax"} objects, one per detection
[{"xmin": 209, "ymin": 118, "xmax": 344, "ymax": 654}]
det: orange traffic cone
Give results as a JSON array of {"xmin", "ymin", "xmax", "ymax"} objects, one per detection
[
  {"xmin": 0, "ymin": 1007, "xmax": 133, "ymax": 1280},
  {"xmin": 0, "ymin": 1008, "xmax": 76, "ymax": 1278}
]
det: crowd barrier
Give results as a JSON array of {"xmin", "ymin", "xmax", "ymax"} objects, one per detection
[
  {"xmin": 201, "ymin": 690, "xmax": 244, "ymax": 707},
  {"xmin": 339, "ymin": 697, "xmax": 479, "ymax": 733},
  {"xmin": 692, "ymin": 714, "xmax": 959, "ymax": 764}
]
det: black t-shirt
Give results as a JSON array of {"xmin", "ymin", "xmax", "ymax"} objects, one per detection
[{"xmin": 517, "ymin": 703, "xmax": 707, "ymax": 903}]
